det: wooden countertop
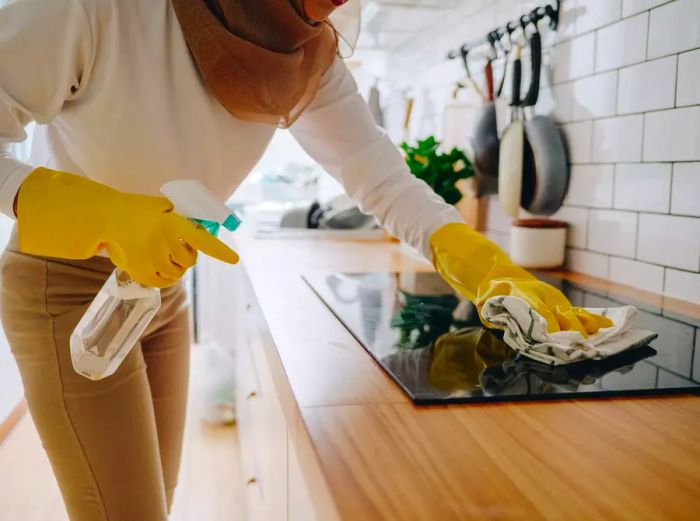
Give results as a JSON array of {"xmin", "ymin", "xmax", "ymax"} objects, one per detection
[{"xmin": 232, "ymin": 233, "xmax": 700, "ymax": 521}]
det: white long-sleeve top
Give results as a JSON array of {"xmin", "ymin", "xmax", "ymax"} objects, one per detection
[{"xmin": 0, "ymin": 0, "xmax": 462, "ymax": 258}]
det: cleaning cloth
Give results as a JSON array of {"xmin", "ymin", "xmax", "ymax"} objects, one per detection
[{"xmin": 481, "ymin": 296, "xmax": 658, "ymax": 365}]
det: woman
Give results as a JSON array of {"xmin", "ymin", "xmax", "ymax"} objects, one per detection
[{"xmin": 0, "ymin": 1, "xmax": 610, "ymax": 520}]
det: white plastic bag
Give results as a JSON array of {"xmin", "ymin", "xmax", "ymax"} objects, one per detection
[{"xmin": 199, "ymin": 342, "xmax": 236, "ymax": 425}]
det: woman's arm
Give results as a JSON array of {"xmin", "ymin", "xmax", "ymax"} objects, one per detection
[
  {"xmin": 289, "ymin": 58, "xmax": 464, "ymax": 259},
  {"xmin": 291, "ymin": 58, "xmax": 613, "ymax": 337},
  {"xmin": 0, "ymin": 0, "xmax": 93, "ymax": 217}
]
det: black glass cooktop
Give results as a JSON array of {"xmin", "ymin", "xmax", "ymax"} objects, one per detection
[{"xmin": 303, "ymin": 272, "xmax": 700, "ymax": 405}]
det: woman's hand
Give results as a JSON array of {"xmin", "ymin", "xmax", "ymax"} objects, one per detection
[
  {"xmin": 16, "ymin": 168, "xmax": 238, "ymax": 288},
  {"xmin": 431, "ymin": 223, "xmax": 612, "ymax": 337}
]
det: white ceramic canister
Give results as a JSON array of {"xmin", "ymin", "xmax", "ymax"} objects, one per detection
[{"xmin": 509, "ymin": 219, "xmax": 567, "ymax": 269}]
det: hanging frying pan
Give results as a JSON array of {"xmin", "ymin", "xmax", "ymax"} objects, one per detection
[
  {"xmin": 521, "ymin": 28, "xmax": 570, "ymax": 215},
  {"xmin": 471, "ymin": 57, "xmax": 499, "ymax": 196},
  {"xmin": 498, "ymin": 44, "xmax": 524, "ymax": 219},
  {"xmin": 470, "ymin": 34, "xmax": 504, "ymax": 197}
]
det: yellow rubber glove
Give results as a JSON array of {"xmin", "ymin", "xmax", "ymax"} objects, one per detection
[
  {"xmin": 430, "ymin": 222, "xmax": 613, "ymax": 337},
  {"xmin": 429, "ymin": 328, "xmax": 511, "ymax": 393},
  {"xmin": 17, "ymin": 168, "xmax": 239, "ymax": 288}
]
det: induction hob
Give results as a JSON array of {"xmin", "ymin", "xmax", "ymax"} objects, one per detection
[{"xmin": 303, "ymin": 271, "xmax": 700, "ymax": 405}]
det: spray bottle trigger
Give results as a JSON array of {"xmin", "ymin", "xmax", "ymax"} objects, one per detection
[{"xmin": 192, "ymin": 218, "xmax": 221, "ymax": 237}]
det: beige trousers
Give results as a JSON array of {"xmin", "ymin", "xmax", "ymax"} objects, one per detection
[{"xmin": 0, "ymin": 231, "xmax": 190, "ymax": 521}]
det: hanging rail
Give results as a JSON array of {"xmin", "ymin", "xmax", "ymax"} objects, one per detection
[{"xmin": 446, "ymin": 0, "xmax": 560, "ymax": 60}]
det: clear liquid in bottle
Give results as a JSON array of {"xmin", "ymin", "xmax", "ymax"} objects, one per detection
[{"xmin": 70, "ymin": 269, "xmax": 161, "ymax": 380}]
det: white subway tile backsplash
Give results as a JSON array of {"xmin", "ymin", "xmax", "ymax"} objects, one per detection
[
  {"xmin": 614, "ymin": 163, "xmax": 671, "ymax": 212},
  {"xmin": 537, "ymin": 83, "xmax": 574, "ymax": 122},
  {"xmin": 648, "ymin": 0, "xmax": 700, "ymax": 58},
  {"xmin": 562, "ymin": 121, "xmax": 593, "ymax": 163},
  {"xmin": 592, "ymin": 115, "xmax": 643, "ymax": 163},
  {"xmin": 616, "ymin": 56, "xmax": 677, "ymax": 114},
  {"xmin": 664, "ymin": 269, "xmax": 700, "ymax": 305},
  {"xmin": 595, "ymin": 13, "xmax": 648, "ymax": 72},
  {"xmin": 554, "ymin": 0, "xmax": 578, "ymax": 42},
  {"xmin": 565, "ymin": 165, "xmax": 614, "ymax": 207},
  {"xmin": 576, "ymin": 0, "xmax": 622, "ymax": 34},
  {"xmin": 553, "ymin": 206, "xmax": 588, "ymax": 248},
  {"xmin": 643, "ymin": 107, "xmax": 700, "ymax": 162},
  {"xmin": 671, "ymin": 163, "xmax": 700, "ymax": 216},
  {"xmin": 567, "ymin": 248, "xmax": 610, "ymax": 278},
  {"xmin": 383, "ymin": 0, "xmax": 700, "ymax": 287},
  {"xmin": 609, "ymin": 257, "xmax": 665, "ymax": 293},
  {"xmin": 571, "ymin": 71, "xmax": 618, "ymax": 120},
  {"xmin": 553, "ymin": 33, "xmax": 596, "ymax": 83},
  {"xmin": 637, "ymin": 213, "xmax": 700, "ymax": 270},
  {"xmin": 588, "ymin": 210, "xmax": 638, "ymax": 256},
  {"xmin": 677, "ymin": 48, "xmax": 700, "ymax": 107},
  {"xmin": 622, "ymin": 0, "xmax": 672, "ymax": 17},
  {"xmin": 565, "ymin": 250, "xmax": 603, "ymax": 279}
]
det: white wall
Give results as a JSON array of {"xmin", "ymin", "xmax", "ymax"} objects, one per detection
[{"xmin": 379, "ymin": 0, "xmax": 700, "ymax": 304}]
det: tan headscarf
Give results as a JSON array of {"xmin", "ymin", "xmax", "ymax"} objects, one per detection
[{"xmin": 171, "ymin": 0, "xmax": 342, "ymax": 128}]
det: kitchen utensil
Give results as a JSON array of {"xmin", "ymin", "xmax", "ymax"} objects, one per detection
[
  {"xmin": 498, "ymin": 45, "xmax": 524, "ymax": 219},
  {"xmin": 471, "ymin": 36, "xmax": 505, "ymax": 198},
  {"xmin": 402, "ymin": 96, "xmax": 414, "ymax": 143},
  {"xmin": 310, "ymin": 195, "xmax": 376, "ymax": 230},
  {"xmin": 521, "ymin": 29, "xmax": 570, "ymax": 215},
  {"xmin": 471, "ymin": 58, "xmax": 500, "ymax": 184},
  {"xmin": 459, "ymin": 47, "xmax": 484, "ymax": 101},
  {"xmin": 279, "ymin": 201, "xmax": 321, "ymax": 229},
  {"xmin": 509, "ymin": 218, "xmax": 567, "ymax": 268}
]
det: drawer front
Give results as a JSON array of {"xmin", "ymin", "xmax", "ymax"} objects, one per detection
[
  {"xmin": 244, "ymin": 475, "xmax": 265, "ymax": 521},
  {"xmin": 235, "ymin": 336, "xmax": 261, "ymax": 492},
  {"xmin": 237, "ymin": 272, "xmax": 288, "ymax": 520},
  {"xmin": 247, "ymin": 308, "xmax": 288, "ymax": 519}
]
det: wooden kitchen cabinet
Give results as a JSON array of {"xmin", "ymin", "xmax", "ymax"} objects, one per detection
[{"xmin": 198, "ymin": 254, "xmax": 324, "ymax": 520}]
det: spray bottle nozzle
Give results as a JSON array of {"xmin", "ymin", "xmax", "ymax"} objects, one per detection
[{"xmin": 160, "ymin": 180, "xmax": 241, "ymax": 236}]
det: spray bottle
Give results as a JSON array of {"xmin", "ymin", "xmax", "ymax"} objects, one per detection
[{"xmin": 69, "ymin": 180, "xmax": 241, "ymax": 381}]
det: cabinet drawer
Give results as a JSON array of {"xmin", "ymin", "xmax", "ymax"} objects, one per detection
[
  {"xmin": 244, "ymin": 475, "xmax": 265, "ymax": 521},
  {"xmin": 235, "ymin": 335, "xmax": 261, "ymax": 490}
]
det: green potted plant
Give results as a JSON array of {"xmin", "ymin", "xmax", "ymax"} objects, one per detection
[{"xmin": 400, "ymin": 136, "xmax": 474, "ymax": 205}]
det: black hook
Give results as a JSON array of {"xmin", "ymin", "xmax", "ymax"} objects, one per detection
[
  {"xmin": 520, "ymin": 14, "xmax": 530, "ymax": 31},
  {"xmin": 459, "ymin": 46, "xmax": 474, "ymax": 79},
  {"xmin": 487, "ymin": 31, "xmax": 498, "ymax": 57},
  {"xmin": 446, "ymin": 2, "xmax": 560, "ymax": 63},
  {"xmin": 546, "ymin": 1, "xmax": 560, "ymax": 30},
  {"xmin": 529, "ymin": 8, "xmax": 542, "ymax": 32},
  {"xmin": 497, "ymin": 26, "xmax": 512, "ymax": 53}
]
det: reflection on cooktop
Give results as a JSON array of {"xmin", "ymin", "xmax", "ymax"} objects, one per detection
[{"xmin": 303, "ymin": 272, "xmax": 700, "ymax": 405}]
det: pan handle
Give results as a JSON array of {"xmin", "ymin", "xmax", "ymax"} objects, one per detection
[
  {"xmin": 460, "ymin": 47, "xmax": 484, "ymax": 100},
  {"xmin": 523, "ymin": 31, "xmax": 542, "ymax": 107},
  {"xmin": 510, "ymin": 45, "xmax": 522, "ymax": 108},
  {"xmin": 485, "ymin": 59, "xmax": 494, "ymax": 102}
]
